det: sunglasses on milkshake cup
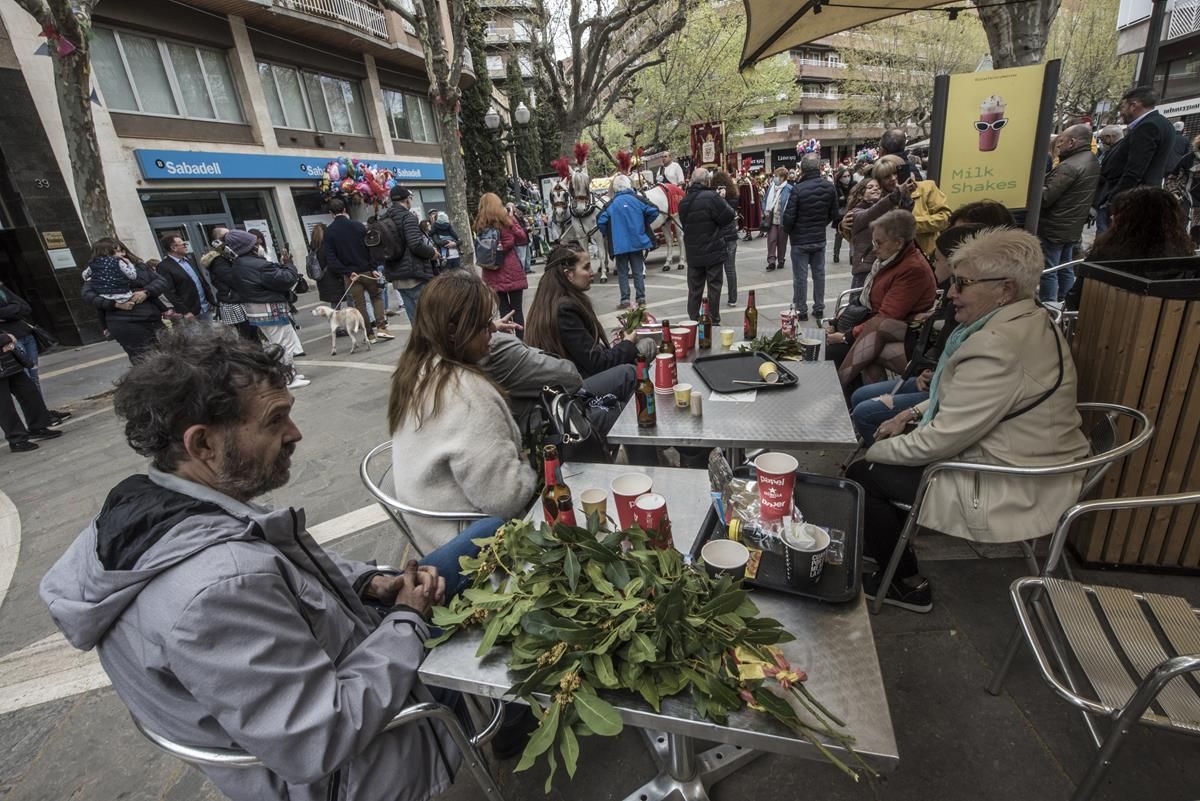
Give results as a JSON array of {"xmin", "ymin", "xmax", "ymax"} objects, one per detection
[{"xmin": 973, "ymin": 118, "xmax": 1008, "ymax": 132}]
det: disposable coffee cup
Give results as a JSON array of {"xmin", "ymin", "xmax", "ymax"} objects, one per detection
[
  {"xmin": 701, "ymin": 539, "xmax": 750, "ymax": 580},
  {"xmin": 783, "ymin": 523, "xmax": 830, "ymax": 587},
  {"xmin": 632, "ymin": 493, "xmax": 673, "ymax": 548},
  {"xmin": 798, "ymin": 338, "xmax": 821, "ymax": 361},
  {"xmin": 674, "ymin": 383, "xmax": 693, "ymax": 408},
  {"xmin": 758, "ymin": 362, "xmax": 780, "ymax": 384},
  {"xmin": 753, "ymin": 452, "xmax": 798, "ymax": 521},
  {"xmin": 580, "ymin": 488, "xmax": 607, "ymax": 519},
  {"xmin": 681, "ymin": 321, "xmax": 698, "ymax": 351},
  {"xmin": 611, "ymin": 473, "xmax": 653, "ymax": 529},
  {"xmin": 720, "ymin": 328, "xmax": 735, "ymax": 349},
  {"xmin": 654, "ymin": 353, "xmax": 677, "ymax": 393}
]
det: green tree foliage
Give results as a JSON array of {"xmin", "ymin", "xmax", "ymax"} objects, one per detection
[
  {"xmin": 838, "ymin": 11, "xmax": 990, "ymax": 137},
  {"xmin": 1047, "ymin": 0, "xmax": 1134, "ymax": 128},
  {"xmin": 504, "ymin": 52, "xmax": 546, "ymax": 180},
  {"xmin": 535, "ymin": 71, "xmax": 562, "ymax": 177},
  {"xmin": 460, "ymin": 0, "xmax": 508, "ymax": 212},
  {"xmin": 588, "ymin": 3, "xmax": 797, "ymax": 169}
]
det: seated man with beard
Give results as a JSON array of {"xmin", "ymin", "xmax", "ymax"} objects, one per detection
[{"xmin": 40, "ymin": 326, "xmax": 501, "ymax": 801}]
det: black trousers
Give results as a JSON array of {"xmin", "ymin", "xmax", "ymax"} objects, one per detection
[
  {"xmin": 0, "ymin": 370, "xmax": 51, "ymax": 444},
  {"xmin": 846, "ymin": 459, "xmax": 925, "ymax": 579},
  {"xmin": 107, "ymin": 317, "xmax": 164, "ymax": 362},
  {"xmin": 686, "ymin": 261, "xmax": 723, "ymax": 324},
  {"xmin": 495, "ymin": 290, "xmax": 524, "ymax": 338}
]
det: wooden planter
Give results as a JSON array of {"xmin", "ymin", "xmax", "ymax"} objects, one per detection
[{"xmin": 1070, "ymin": 258, "xmax": 1200, "ymax": 570}]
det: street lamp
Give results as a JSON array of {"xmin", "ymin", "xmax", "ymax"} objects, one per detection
[{"xmin": 485, "ymin": 102, "xmax": 530, "ymax": 203}]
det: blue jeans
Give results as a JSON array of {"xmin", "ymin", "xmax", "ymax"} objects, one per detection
[
  {"xmin": 394, "ymin": 283, "xmax": 424, "ymax": 326},
  {"xmin": 1095, "ymin": 205, "xmax": 1110, "ymax": 236},
  {"xmin": 850, "ymin": 377, "xmax": 928, "ymax": 446},
  {"xmin": 789, "ymin": 244, "xmax": 826, "ymax": 316},
  {"xmin": 1038, "ymin": 239, "xmax": 1076, "ymax": 302},
  {"xmin": 615, "ymin": 252, "xmax": 647, "ymax": 304},
  {"xmin": 418, "ymin": 516, "xmax": 502, "ymax": 598},
  {"xmin": 17, "ymin": 334, "xmax": 39, "ymax": 391}
]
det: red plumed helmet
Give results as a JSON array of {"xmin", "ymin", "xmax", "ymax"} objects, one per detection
[
  {"xmin": 616, "ymin": 150, "xmax": 632, "ymax": 174},
  {"xmin": 742, "ymin": 157, "xmax": 752, "ymax": 170},
  {"xmin": 551, "ymin": 157, "xmax": 571, "ymax": 178},
  {"xmin": 573, "ymin": 142, "xmax": 590, "ymax": 166}
]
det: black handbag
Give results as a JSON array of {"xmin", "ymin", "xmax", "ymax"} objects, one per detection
[
  {"xmin": 29, "ymin": 323, "xmax": 57, "ymax": 353},
  {"xmin": 834, "ymin": 302, "xmax": 873, "ymax": 335},
  {"xmin": 522, "ymin": 385, "xmax": 611, "ymax": 474}
]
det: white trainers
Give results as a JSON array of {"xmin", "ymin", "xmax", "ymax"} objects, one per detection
[{"xmin": 287, "ymin": 376, "xmax": 311, "ymax": 389}]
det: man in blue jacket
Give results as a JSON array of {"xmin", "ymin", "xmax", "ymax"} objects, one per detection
[
  {"xmin": 781, "ymin": 155, "xmax": 839, "ymax": 322},
  {"xmin": 597, "ymin": 174, "xmax": 662, "ymax": 308}
]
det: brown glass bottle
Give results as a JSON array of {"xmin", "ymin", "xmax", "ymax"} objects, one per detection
[
  {"xmin": 658, "ymin": 319, "xmax": 673, "ymax": 355},
  {"xmin": 744, "ymin": 290, "xmax": 758, "ymax": 340},
  {"xmin": 635, "ymin": 357, "xmax": 657, "ymax": 428},
  {"xmin": 541, "ymin": 445, "xmax": 577, "ymax": 526},
  {"xmin": 698, "ymin": 300, "xmax": 713, "ymax": 350}
]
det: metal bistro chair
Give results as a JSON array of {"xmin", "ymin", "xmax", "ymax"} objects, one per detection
[
  {"xmin": 834, "ymin": 286, "xmax": 863, "ymax": 318},
  {"xmin": 360, "ymin": 441, "xmax": 488, "ymax": 559},
  {"xmin": 992, "ymin": 490, "xmax": 1200, "ymax": 801},
  {"xmin": 133, "ymin": 698, "xmax": 507, "ymax": 800},
  {"xmin": 1041, "ymin": 257, "xmax": 1086, "ymax": 341},
  {"xmin": 870, "ymin": 403, "xmax": 1154, "ymax": 615}
]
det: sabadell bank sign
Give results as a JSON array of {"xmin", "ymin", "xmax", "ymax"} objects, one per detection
[{"xmin": 134, "ymin": 149, "xmax": 445, "ymax": 182}]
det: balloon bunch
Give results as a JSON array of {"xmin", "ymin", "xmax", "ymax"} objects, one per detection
[
  {"xmin": 855, "ymin": 147, "xmax": 879, "ymax": 163},
  {"xmin": 796, "ymin": 138, "xmax": 822, "ymax": 155},
  {"xmin": 319, "ymin": 158, "xmax": 396, "ymax": 204}
]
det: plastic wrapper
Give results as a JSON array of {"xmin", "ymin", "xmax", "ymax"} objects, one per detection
[{"xmin": 707, "ymin": 451, "xmax": 805, "ymax": 555}]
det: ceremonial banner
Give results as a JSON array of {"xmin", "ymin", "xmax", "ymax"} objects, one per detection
[
  {"xmin": 690, "ymin": 122, "xmax": 725, "ymax": 169},
  {"xmin": 928, "ymin": 61, "xmax": 1060, "ymax": 229}
]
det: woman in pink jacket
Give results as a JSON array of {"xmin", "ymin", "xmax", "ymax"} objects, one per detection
[{"xmin": 474, "ymin": 193, "xmax": 529, "ymax": 336}]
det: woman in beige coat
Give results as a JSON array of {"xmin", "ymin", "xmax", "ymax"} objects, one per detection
[{"xmin": 847, "ymin": 228, "xmax": 1089, "ymax": 613}]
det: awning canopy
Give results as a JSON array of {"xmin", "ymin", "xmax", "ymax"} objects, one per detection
[{"xmin": 740, "ymin": 0, "xmax": 958, "ymax": 70}]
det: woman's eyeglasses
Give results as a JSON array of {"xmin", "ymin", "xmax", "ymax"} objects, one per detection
[
  {"xmin": 952, "ymin": 275, "xmax": 1008, "ymax": 291},
  {"xmin": 973, "ymin": 118, "xmax": 1008, "ymax": 132}
]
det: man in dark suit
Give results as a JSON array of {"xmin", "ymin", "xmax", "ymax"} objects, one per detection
[
  {"xmin": 158, "ymin": 233, "xmax": 217, "ymax": 320},
  {"xmin": 1097, "ymin": 87, "xmax": 1176, "ymax": 214}
]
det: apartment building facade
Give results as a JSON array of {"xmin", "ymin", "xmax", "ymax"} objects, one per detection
[
  {"xmin": 1117, "ymin": 0, "xmax": 1200, "ymax": 136},
  {"xmin": 735, "ymin": 38, "xmax": 885, "ymax": 173},
  {"xmin": 479, "ymin": 0, "xmax": 535, "ymax": 87},
  {"xmin": 0, "ymin": 0, "xmax": 464, "ymax": 344}
]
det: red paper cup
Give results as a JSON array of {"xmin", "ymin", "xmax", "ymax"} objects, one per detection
[
  {"xmin": 632, "ymin": 493, "xmax": 671, "ymax": 547},
  {"xmin": 754, "ymin": 452, "xmax": 799, "ymax": 522},
  {"xmin": 681, "ymin": 321, "xmax": 698, "ymax": 351},
  {"xmin": 674, "ymin": 340, "xmax": 687, "ymax": 361},
  {"xmin": 655, "ymin": 353, "xmax": 677, "ymax": 392},
  {"xmin": 611, "ymin": 473, "xmax": 653, "ymax": 529},
  {"xmin": 669, "ymin": 327, "xmax": 688, "ymax": 355}
]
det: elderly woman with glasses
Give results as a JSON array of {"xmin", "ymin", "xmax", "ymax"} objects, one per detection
[{"xmin": 846, "ymin": 228, "xmax": 1089, "ymax": 614}]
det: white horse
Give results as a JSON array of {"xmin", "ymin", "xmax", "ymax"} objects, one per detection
[
  {"xmin": 636, "ymin": 169, "xmax": 686, "ymax": 271},
  {"xmin": 550, "ymin": 164, "xmax": 611, "ymax": 282}
]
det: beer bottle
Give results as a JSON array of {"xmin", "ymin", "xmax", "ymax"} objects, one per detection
[
  {"xmin": 744, "ymin": 290, "xmax": 758, "ymax": 340},
  {"xmin": 541, "ymin": 445, "xmax": 577, "ymax": 526},
  {"xmin": 658, "ymin": 319, "xmax": 673, "ymax": 355},
  {"xmin": 635, "ymin": 356, "xmax": 656, "ymax": 428},
  {"xmin": 698, "ymin": 300, "xmax": 713, "ymax": 350}
]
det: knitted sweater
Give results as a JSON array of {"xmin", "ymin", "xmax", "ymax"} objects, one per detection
[{"xmin": 390, "ymin": 367, "xmax": 536, "ymax": 553}]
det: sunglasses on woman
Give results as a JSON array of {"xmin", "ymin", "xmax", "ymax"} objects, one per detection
[{"xmin": 951, "ymin": 275, "xmax": 1007, "ymax": 292}]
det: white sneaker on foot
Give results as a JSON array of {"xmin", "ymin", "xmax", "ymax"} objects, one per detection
[{"xmin": 287, "ymin": 377, "xmax": 311, "ymax": 389}]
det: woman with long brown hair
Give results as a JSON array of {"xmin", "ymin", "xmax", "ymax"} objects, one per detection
[
  {"xmin": 308, "ymin": 223, "xmax": 343, "ymax": 306},
  {"xmin": 474, "ymin": 192, "xmax": 528, "ymax": 334},
  {"xmin": 388, "ymin": 270, "xmax": 534, "ymax": 555}
]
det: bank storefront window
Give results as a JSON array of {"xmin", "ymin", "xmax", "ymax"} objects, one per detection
[
  {"xmin": 141, "ymin": 189, "xmax": 286, "ymax": 260},
  {"xmin": 259, "ymin": 63, "xmax": 370, "ymax": 136},
  {"xmin": 92, "ymin": 27, "xmax": 244, "ymax": 122}
]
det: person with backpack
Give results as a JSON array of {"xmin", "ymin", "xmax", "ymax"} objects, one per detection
[
  {"xmin": 380, "ymin": 186, "xmax": 439, "ymax": 325},
  {"xmin": 322, "ymin": 198, "xmax": 393, "ymax": 342},
  {"xmin": 474, "ymin": 192, "xmax": 528, "ymax": 337}
]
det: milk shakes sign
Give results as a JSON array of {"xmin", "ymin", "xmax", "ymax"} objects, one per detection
[{"xmin": 938, "ymin": 63, "xmax": 1050, "ymax": 210}]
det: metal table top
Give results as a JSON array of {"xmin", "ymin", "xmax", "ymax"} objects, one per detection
[
  {"xmin": 607, "ymin": 338, "xmax": 858, "ymax": 451},
  {"xmin": 418, "ymin": 463, "xmax": 899, "ymax": 772}
]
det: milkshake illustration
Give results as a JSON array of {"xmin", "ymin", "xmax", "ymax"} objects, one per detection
[{"xmin": 976, "ymin": 95, "xmax": 1008, "ymax": 152}]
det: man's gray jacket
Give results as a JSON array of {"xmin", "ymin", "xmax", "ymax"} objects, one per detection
[
  {"xmin": 482, "ymin": 332, "xmax": 582, "ymax": 429},
  {"xmin": 40, "ymin": 468, "xmax": 458, "ymax": 801},
  {"xmin": 1038, "ymin": 143, "xmax": 1101, "ymax": 245}
]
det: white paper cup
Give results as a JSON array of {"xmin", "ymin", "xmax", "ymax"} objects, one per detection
[
  {"xmin": 611, "ymin": 473, "xmax": 653, "ymax": 529},
  {"xmin": 701, "ymin": 539, "xmax": 750, "ymax": 580}
]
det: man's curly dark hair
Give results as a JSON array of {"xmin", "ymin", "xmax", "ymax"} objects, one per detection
[{"xmin": 113, "ymin": 324, "xmax": 294, "ymax": 471}]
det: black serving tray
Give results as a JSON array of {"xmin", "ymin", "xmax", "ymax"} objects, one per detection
[
  {"xmin": 691, "ymin": 351, "xmax": 800, "ymax": 393},
  {"xmin": 690, "ymin": 468, "xmax": 864, "ymax": 603}
]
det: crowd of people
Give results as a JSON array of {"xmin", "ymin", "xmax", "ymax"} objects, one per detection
[{"xmin": 22, "ymin": 79, "xmax": 1200, "ymax": 801}]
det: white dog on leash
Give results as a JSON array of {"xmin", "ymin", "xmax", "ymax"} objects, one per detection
[{"xmin": 311, "ymin": 305, "xmax": 372, "ymax": 356}]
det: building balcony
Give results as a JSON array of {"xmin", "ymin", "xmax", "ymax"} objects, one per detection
[
  {"xmin": 736, "ymin": 124, "xmax": 884, "ymax": 149},
  {"xmin": 485, "ymin": 27, "xmax": 532, "ymax": 44},
  {"xmin": 793, "ymin": 58, "xmax": 844, "ymax": 81},
  {"xmin": 795, "ymin": 94, "xmax": 846, "ymax": 112},
  {"xmin": 1168, "ymin": 0, "xmax": 1200, "ymax": 40},
  {"xmin": 479, "ymin": 0, "xmax": 536, "ymax": 8},
  {"xmin": 278, "ymin": 0, "xmax": 390, "ymax": 39}
]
